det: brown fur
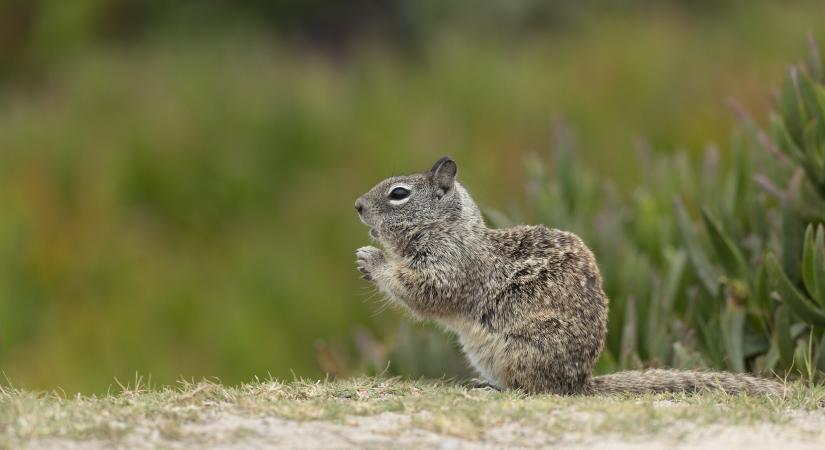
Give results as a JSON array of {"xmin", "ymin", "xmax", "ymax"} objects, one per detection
[{"xmin": 354, "ymin": 157, "xmax": 784, "ymax": 396}]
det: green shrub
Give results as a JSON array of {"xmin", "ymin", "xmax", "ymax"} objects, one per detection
[{"xmin": 373, "ymin": 38, "xmax": 825, "ymax": 383}]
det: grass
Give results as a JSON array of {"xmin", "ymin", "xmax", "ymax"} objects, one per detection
[{"xmin": 1, "ymin": 377, "xmax": 824, "ymax": 448}]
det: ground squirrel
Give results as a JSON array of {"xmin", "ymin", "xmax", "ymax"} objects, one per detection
[{"xmin": 354, "ymin": 156, "xmax": 784, "ymax": 395}]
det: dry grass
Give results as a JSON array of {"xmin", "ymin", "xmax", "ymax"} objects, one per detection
[{"xmin": 2, "ymin": 377, "xmax": 825, "ymax": 449}]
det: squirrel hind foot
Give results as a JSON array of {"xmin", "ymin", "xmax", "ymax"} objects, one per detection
[{"xmin": 466, "ymin": 378, "xmax": 503, "ymax": 391}]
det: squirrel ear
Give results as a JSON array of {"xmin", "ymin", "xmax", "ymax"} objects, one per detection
[{"xmin": 428, "ymin": 156, "xmax": 457, "ymax": 196}]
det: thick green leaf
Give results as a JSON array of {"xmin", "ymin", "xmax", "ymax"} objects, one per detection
[
  {"xmin": 619, "ymin": 295, "xmax": 638, "ymax": 370},
  {"xmin": 646, "ymin": 250, "xmax": 687, "ymax": 362},
  {"xmin": 780, "ymin": 68, "xmax": 806, "ymax": 148},
  {"xmin": 721, "ymin": 301, "xmax": 746, "ymax": 372},
  {"xmin": 774, "ymin": 305, "xmax": 796, "ymax": 369},
  {"xmin": 815, "ymin": 331, "xmax": 825, "ymax": 373},
  {"xmin": 701, "ymin": 208, "xmax": 749, "ymax": 278},
  {"xmin": 801, "ymin": 121, "xmax": 825, "ymax": 188},
  {"xmin": 793, "ymin": 336, "xmax": 814, "ymax": 379},
  {"xmin": 767, "ymin": 253, "xmax": 825, "ymax": 327},
  {"xmin": 730, "ymin": 134, "xmax": 751, "ymax": 220},
  {"xmin": 802, "ymin": 224, "xmax": 816, "ymax": 298},
  {"xmin": 816, "ymin": 224, "xmax": 825, "ymax": 307},
  {"xmin": 721, "ymin": 132, "xmax": 752, "ymax": 232},
  {"xmin": 746, "ymin": 263, "xmax": 771, "ymax": 335},
  {"xmin": 798, "ymin": 74, "xmax": 825, "ymax": 133},
  {"xmin": 801, "ymin": 224, "xmax": 825, "ymax": 308},
  {"xmin": 645, "ymin": 285, "xmax": 667, "ymax": 363},
  {"xmin": 780, "ymin": 202, "xmax": 804, "ymax": 283},
  {"xmin": 674, "ymin": 199, "xmax": 720, "ymax": 296},
  {"xmin": 663, "ymin": 250, "xmax": 687, "ymax": 315},
  {"xmin": 697, "ymin": 309, "xmax": 726, "ymax": 368},
  {"xmin": 761, "ymin": 345, "xmax": 780, "ymax": 375},
  {"xmin": 771, "ymin": 114, "xmax": 806, "ymax": 161}
]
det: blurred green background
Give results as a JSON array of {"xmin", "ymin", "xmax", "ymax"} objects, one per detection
[{"xmin": 1, "ymin": 0, "xmax": 824, "ymax": 393}]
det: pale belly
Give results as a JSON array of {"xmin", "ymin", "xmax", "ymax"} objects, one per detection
[{"xmin": 439, "ymin": 318, "xmax": 509, "ymax": 387}]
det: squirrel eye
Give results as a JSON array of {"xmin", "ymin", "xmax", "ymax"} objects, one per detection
[{"xmin": 388, "ymin": 187, "xmax": 410, "ymax": 200}]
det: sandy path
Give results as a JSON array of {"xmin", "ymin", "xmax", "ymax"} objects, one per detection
[{"xmin": 24, "ymin": 407, "xmax": 825, "ymax": 450}]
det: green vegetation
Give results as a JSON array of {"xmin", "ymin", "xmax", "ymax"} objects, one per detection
[
  {"xmin": 1, "ymin": 377, "xmax": 824, "ymax": 448},
  {"xmin": 499, "ymin": 37, "xmax": 825, "ymax": 381},
  {"xmin": 1, "ymin": 1, "xmax": 825, "ymax": 393}
]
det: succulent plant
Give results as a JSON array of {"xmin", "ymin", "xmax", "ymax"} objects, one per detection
[{"xmin": 516, "ymin": 38, "xmax": 825, "ymax": 382}]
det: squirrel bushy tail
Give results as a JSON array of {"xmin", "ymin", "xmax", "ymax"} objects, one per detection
[{"xmin": 587, "ymin": 369, "xmax": 785, "ymax": 396}]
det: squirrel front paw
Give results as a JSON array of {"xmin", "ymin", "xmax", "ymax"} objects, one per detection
[{"xmin": 356, "ymin": 246, "xmax": 385, "ymax": 283}]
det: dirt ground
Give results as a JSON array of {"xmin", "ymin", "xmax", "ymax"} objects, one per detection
[
  {"xmin": 23, "ymin": 404, "xmax": 825, "ymax": 450},
  {"xmin": 6, "ymin": 379, "xmax": 825, "ymax": 450}
]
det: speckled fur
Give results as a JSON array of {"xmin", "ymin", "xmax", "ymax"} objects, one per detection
[{"xmin": 355, "ymin": 157, "xmax": 784, "ymax": 396}]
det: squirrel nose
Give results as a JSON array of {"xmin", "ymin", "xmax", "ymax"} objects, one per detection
[{"xmin": 355, "ymin": 199, "xmax": 364, "ymax": 215}]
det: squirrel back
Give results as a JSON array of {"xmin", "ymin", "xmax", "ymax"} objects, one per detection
[{"xmin": 355, "ymin": 156, "xmax": 784, "ymax": 396}]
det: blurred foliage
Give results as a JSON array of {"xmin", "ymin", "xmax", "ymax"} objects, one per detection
[
  {"xmin": 0, "ymin": 0, "xmax": 767, "ymax": 78},
  {"xmin": 1, "ymin": 0, "xmax": 825, "ymax": 392}
]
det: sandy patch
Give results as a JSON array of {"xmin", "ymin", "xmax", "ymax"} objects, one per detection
[{"xmin": 23, "ymin": 407, "xmax": 825, "ymax": 450}]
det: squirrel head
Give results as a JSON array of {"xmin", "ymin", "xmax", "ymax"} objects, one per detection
[{"xmin": 355, "ymin": 156, "xmax": 483, "ymax": 252}]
